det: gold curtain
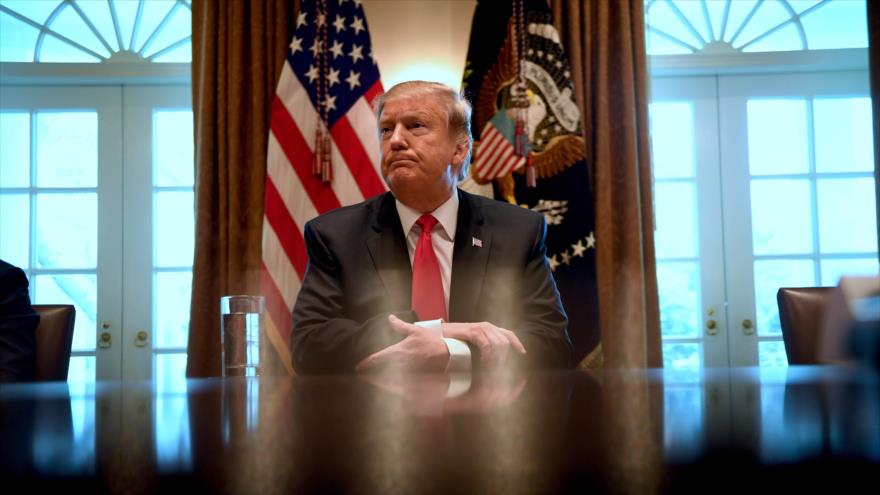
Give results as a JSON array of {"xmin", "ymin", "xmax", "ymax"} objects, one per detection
[
  {"xmin": 187, "ymin": 0, "xmax": 297, "ymax": 377},
  {"xmin": 552, "ymin": 0, "xmax": 662, "ymax": 368}
]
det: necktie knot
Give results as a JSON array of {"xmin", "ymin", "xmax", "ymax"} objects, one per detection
[{"xmin": 416, "ymin": 214, "xmax": 438, "ymax": 234}]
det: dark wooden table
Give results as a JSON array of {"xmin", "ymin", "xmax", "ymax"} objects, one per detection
[{"xmin": 2, "ymin": 367, "xmax": 878, "ymax": 494}]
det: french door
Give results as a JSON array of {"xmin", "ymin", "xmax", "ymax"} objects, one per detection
[
  {"xmin": 651, "ymin": 70, "xmax": 878, "ymax": 367},
  {"xmin": 0, "ymin": 85, "xmax": 193, "ymax": 381}
]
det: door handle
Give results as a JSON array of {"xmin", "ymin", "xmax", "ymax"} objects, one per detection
[
  {"xmin": 134, "ymin": 330, "xmax": 149, "ymax": 347},
  {"xmin": 742, "ymin": 319, "xmax": 755, "ymax": 335}
]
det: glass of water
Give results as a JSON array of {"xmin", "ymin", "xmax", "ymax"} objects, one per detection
[{"xmin": 220, "ymin": 295, "xmax": 265, "ymax": 377}]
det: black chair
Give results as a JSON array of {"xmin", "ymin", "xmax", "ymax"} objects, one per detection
[
  {"xmin": 32, "ymin": 305, "xmax": 75, "ymax": 381},
  {"xmin": 777, "ymin": 287, "xmax": 832, "ymax": 365}
]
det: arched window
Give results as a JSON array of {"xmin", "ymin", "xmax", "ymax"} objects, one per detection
[
  {"xmin": 0, "ymin": 0, "xmax": 192, "ymax": 63},
  {"xmin": 645, "ymin": 0, "xmax": 867, "ymax": 55}
]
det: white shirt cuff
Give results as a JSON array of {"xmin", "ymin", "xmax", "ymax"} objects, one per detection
[
  {"xmin": 414, "ymin": 319, "xmax": 472, "ymax": 373},
  {"xmin": 443, "ymin": 337, "xmax": 472, "ymax": 373}
]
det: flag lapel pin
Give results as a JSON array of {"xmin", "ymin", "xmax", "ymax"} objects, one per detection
[{"xmin": 472, "ymin": 237, "xmax": 483, "ymax": 248}]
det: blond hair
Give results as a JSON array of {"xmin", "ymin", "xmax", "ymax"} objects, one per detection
[{"xmin": 374, "ymin": 81, "xmax": 473, "ymax": 180}]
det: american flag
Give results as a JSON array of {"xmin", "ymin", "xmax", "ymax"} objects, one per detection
[
  {"xmin": 261, "ymin": 0, "xmax": 385, "ymax": 373},
  {"xmin": 472, "ymin": 106, "xmax": 526, "ymax": 181}
]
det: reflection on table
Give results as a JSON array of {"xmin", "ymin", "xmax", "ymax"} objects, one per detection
[{"xmin": 1, "ymin": 367, "xmax": 878, "ymax": 493}]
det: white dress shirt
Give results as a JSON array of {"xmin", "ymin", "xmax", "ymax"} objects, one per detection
[{"xmin": 395, "ymin": 191, "xmax": 472, "ymax": 371}]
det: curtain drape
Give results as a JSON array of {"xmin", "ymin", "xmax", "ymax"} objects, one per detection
[
  {"xmin": 551, "ymin": 0, "xmax": 662, "ymax": 368},
  {"xmin": 187, "ymin": 0, "xmax": 297, "ymax": 377}
]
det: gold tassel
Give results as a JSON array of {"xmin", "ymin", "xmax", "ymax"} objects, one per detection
[
  {"xmin": 321, "ymin": 133, "xmax": 332, "ymax": 183},
  {"xmin": 526, "ymin": 153, "xmax": 536, "ymax": 188},
  {"xmin": 313, "ymin": 127, "xmax": 324, "ymax": 176}
]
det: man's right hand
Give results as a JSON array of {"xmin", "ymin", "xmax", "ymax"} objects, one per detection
[{"xmin": 441, "ymin": 321, "xmax": 526, "ymax": 369}]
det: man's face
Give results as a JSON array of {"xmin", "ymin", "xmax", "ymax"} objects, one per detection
[{"xmin": 378, "ymin": 94, "xmax": 466, "ymax": 208}]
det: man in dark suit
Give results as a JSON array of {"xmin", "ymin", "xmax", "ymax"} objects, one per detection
[
  {"xmin": 0, "ymin": 259, "xmax": 38, "ymax": 382},
  {"xmin": 291, "ymin": 81, "xmax": 572, "ymax": 374}
]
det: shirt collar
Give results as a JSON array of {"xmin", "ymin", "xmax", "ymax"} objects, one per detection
[{"xmin": 395, "ymin": 189, "xmax": 459, "ymax": 240}]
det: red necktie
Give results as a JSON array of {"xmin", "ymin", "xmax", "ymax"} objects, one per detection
[{"xmin": 411, "ymin": 214, "xmax": 446, "ymax": 321}]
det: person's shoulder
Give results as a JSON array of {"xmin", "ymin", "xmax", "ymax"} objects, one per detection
[
  {"xmin": 461, "ymin": 190, "xmax": 542, "ymax": 224},
  {"xmin": 305, "ymin": 192, "xmax": 390, "ymax": 232},
  {"xmin": 0, "ymin": 260, "xmax": 28, "ymax": 292}
]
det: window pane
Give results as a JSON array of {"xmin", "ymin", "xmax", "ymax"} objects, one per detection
[
  {"xmin": 654, "ymin": 182, "xmax": 698, "ymax": 258},
  {"xmin": 154, "ymin": 352, "xmax": 188, "ymax": 394},
  {"xmin": 75, "ymin": 0, "xmax": 119, "ymax": 52},
  {"xmin": 657, "ymin": 262, "xmax": 701, "ymax": 338},
  {"xmin": 747, "ymin": 100, "xmax": 808, "ymax": 175},
  {"xmin": 662, "ymin": 342, "xmax": 701, "ymax": 369},
  {"xmin": 672, "ymin": 1, "xmax": 712, "ymax": 45},
  {"xmin": 132, "ymin": 0, "xmax": 176, "ymax": 52},
  {"xmin": 742, "ymin": 23, "xmax": 803, "ymax": 53},
  {"xmin": 801, "ymin": 0, "xmax": 868, "ymax": 49},
  {"xmin": 750, "ymin": 179, "xmax": 813, "ymax": 255},
  {"xmin": 111, "ymin": 0, "xmax": 139, "ymax": 51},
  {"xmin": 51, "ymin": 4, "xmax": 111, "ymax": 59},
  {"xmin": 67, "ymin": 355, "xmax": 95, "ymax": 387},
  {"xmin": 753, "ymin": 259, "xmax": 815, "ymax": 337},
  {"xmin": 0, "ymin": 193, "xmax": 29, "ymax": 268},
  {"xmin": 154, "ymin": 271, "xmax": 192, "ymax": 349},
  {"xmin": 0, "ymin": 8, "xmax": 38, "ymax": 62},
  {"xmin": 35, "ymin": 111, "xmax": 98, "ymax": 188},
  {"xmin": 154, "ymin": 191, "xmax": 194, "ymax": 267},
  {"xmin": 38, "ymin": 33, "xmax": 101, "ymax": 62},
  {"xmin": 151, "ymin": 39, "xmax": 192, "ymax": 63},
  {"xmin": 35, "ymin": 192, "xmax": 97, "ymax": 269},
  {"xmin": 34, "ymin": 274, "xmax": 97, "ymax": 351},
  {"xmin": 817, "ymin": 178, "xmax": 878, "ymax": 254},
  {"xmin": 821, "ymin": 258, "xmax": 880, "ymax": 286},
  {"xmin": 758, "ymin": 340, "xmax": 788, "ymax": 367},
  {"xmin": 154, "ymin": 110, "xmax": 194, "ymax": 187},
  {"xmin": 735, "ymin": 1, "xmax": 796, "ymax": 49},
  {"xmin": 142, "ymin": 5, "xmax": 191, "ymax": 60},
  {"xmin": 0, "ymin": 112, "xmax": 30, "ymax": 187},
  {"xmin": 1, "ymin": 0, "xmax": 61, "ymax": 24},
  {"xmin": 650, "ymin": 102, "xmax": 694, "ymax": 178},
  {"xmin": 645, "ymin": 1, "xmax": 703, "ymax": 50},
  {"xmin": 724, "ymin": 0, "xmax": 761, "ymax": 43},
  {"xmin": 814, "ymin": 97, "xmax": 874, "ymax": 173}
]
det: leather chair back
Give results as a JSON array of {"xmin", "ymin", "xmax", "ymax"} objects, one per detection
[
  {"xmin": 777, "ymin": 287, "xmax": 832, "ymax": 365},
  {"xmin": 33, "ymin": 305, "xmax": 76, "ymax": 381}
]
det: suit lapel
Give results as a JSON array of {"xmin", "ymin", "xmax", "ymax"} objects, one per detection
[
  {"xmin": 449, "ymin": 190, "xmax": 490, "ymax": 322},
  {"xmin": 365, "ymin": 193, "xmax": 412, "ymax": 309}
]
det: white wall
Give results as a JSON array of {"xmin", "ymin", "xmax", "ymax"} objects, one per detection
[{"xmin": 362, "ymin": 0, "xmax": 477, "ymax": 90}]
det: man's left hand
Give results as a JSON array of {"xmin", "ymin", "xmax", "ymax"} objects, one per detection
[{"xmin": 355, "ymin": 315, "xmax": 449, "ymax": 372}]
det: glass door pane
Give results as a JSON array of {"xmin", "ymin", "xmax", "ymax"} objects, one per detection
[
  {"xmin": 0, "ymin": 86, "xmax": 123, "ymax": 383},
  {"xmin": 122, "ymin": 85, "xmax": 193, "ymax": 381},
  {"xmin": 649, "ymin": 76, "xmax": 728, "ymax": 368},
  {"xmin": 719, "ymin": 71, "xmax": 878, "ymax": 366}
]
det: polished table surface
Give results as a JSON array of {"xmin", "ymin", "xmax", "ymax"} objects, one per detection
[{"xmin": 2, "ymin": 367, "xmax": 879, "ymax": 494}]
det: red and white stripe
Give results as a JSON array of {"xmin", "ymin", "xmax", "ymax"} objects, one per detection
[
  {"xmin": 473, "ymin": 123, "xmax": 525, "ymax": 180},
  {"xmin": 260, "ymin": 61, "xmax": 385, "ymax": 373}
]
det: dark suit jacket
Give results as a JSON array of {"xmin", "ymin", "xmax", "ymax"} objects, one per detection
[
  {"xmin": 291, "ymin": 189, "xmax": 573, "ymax": 374},
  {"xmin": 0, "ymin": 260, "xmax": 38, "ymax": 382}
]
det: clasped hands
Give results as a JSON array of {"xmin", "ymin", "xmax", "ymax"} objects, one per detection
[{"xmin": 355, "ymin": 314, "xmax": 526, "ymax": 372}]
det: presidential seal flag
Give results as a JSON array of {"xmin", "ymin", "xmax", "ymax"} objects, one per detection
[
  {"xmin": 463, "ymin": 0, "xmax": 600, "ymax": 366},
  {"xmin": 261, "ymin": 0, "xmax": 385, "ymax": 373}
]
